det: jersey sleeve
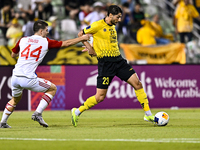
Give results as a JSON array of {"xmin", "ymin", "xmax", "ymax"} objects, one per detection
[
  {"xmin": 83, "ymin": 21, "xmax": 99, "ymax": 34},
  {"xmin": 191, "ymin": 5, "xmax": 199, "ymax": 18},
  {"xmin": 12, "ymin": 38, "xmax": 21, "ymax": 54},
  {"xmin": 47, "ymin": 37, "xmax": 62, "ymax": 49}
]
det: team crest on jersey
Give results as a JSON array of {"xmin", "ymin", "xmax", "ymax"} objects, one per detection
[
  {"xmin": 103, "ymin": 28, "xmax": 106, "ymax": 32},
  {"xmin": 86, "ymin": 26, "xmax": 91, "ymax": 29}
]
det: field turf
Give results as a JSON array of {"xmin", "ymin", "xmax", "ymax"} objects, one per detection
[{"xmin": 0, "ymin": 109, "xmax": 200, "ymax": 150}]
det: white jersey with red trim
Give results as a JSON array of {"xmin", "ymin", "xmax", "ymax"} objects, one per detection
[{"xmin": 12, "ymin": 35, "xmax": 62, "ymax": 78}]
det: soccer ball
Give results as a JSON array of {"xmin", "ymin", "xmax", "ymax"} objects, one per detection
[{"xmin": 154, "ymin": 111, "xmax": 169, "ymax": 126}]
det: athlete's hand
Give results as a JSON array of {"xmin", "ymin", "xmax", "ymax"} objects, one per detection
[
  {"xmin": 78, "ymin": 30, "xmax": 84, "ymax": 37},
  {"xmin": 82, "ymin": 46, "xmax": 88, "ymax": 52},
  {"xmin": 82, "ymin": 46, "xmax": 96, "ymax": 57},
  {"xmin": 81, "ymin": 34, "xmax": 92, "ymax": 41}
]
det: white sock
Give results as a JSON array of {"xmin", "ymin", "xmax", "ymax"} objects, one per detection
[
  {"xmin": 36, "ymin": 93, "xmax": 53, "ymax": 114},
  {"xmin": 75, "ymin": 109, "xmax": 81, "ymax": 116},
  {"xmin": 145, "ymin": 110, "xmax": 152, "ymax": 116},
  {"xmin": 1, "ymin": 103, "xmax": 16, "ymax": 123}
]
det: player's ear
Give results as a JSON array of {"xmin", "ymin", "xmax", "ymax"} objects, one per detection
[
  {"xmin": 39, "ymin": 29, "xmax": 43, "ymax": 35},
  {"xmin": 108, "ymin": 13, "xmax": 113, "ymax": 18}
]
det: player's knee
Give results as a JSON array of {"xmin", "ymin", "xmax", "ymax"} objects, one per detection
[
  {"xmin": 135, "ymin": 80, "xmax": 143, "ymax": 90},
  {"xmin": 52, "ymin": 84, "xmax": 57, "ymax": 92},
  {"xmin": 47, "ymin": 83, "xmax": 57, "ymax": 96},
  {"xmin": 52, "ymin": 84, "xmax": 57, "ymax": 94},
  {"xmin": 96, "ymin": 94, "xmax": 106, "ymax": 103}
]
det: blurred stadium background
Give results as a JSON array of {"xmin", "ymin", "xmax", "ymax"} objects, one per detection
[{"xmin": 1, "ymin": 0, "xmax": 200, "ymax": 64}]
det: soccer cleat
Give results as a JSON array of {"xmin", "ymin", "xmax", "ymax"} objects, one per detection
[
  {"xmin": 71, "ymin": 108, "xmax": 79, "ymax": 127},
  {"xmin": 144, "ymin": 115, "xmax": 155, "ymax": 124},
  {"xmin": 0, "ymin": 123, "xmax": 11, "ymax": 128},
  {"xmin": 31, "ymin": 112, "xmax": 48, "ymax": 127}
]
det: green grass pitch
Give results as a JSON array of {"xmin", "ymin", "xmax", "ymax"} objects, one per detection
[{"xmin": 0, "ymin": 108, "xmax": 200, "ymax": 150}]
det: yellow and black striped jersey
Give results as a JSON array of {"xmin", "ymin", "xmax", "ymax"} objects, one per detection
[{"xmin": 83, "ymin": 19, "xmax": 121, "ymax": 58}]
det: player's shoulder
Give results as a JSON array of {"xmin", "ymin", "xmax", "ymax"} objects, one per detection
[
  {"xmin": 96, "ymin": 19, "xmax": 105, "ymax": 24},
  {"xmin": 20, "ymin": 36, "xmax": 28, "ymax": 40},
  {"xmin": 46, "ymin": 37, "xmax": 51, "ymax": 42},
  {"xmin": 18, "ymin": 36, "xmax": 29, "ymax": 44},
  {"xmin": 92, "ymin": 19, "xmax": 106, "ymax": 27},
  {"xmin": 20, "ymin": 35, "xmax": 48, "ymax": 46},
  {"xmin": 188, "ymin": 4, "xmax": 196, "ymax": 9}
]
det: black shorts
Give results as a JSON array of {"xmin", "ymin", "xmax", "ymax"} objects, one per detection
[{"xmin": 97, "ymin": 56, "xmax": 136, "ymax": 89}]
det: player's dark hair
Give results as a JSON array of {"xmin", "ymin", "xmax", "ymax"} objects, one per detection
[
  {"xmin": 33, "ymin": 20, "xmax": 48, "ymax": 33},
  {"xmin": 107, "ymin": 5, "xmax": 122, "ymax": 16}
]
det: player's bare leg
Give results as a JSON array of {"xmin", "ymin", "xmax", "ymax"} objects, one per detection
[
  {"xmin": 127, "ymin": 73, "xmax": 154, "ymax": 123},
  {"xmin": 71, "ymin": 88, "xmax": 107, "ymax": 127},
  {"xmin": 32, "ymin": 83, "xmax": 57, "ymax": 127},
  {"xmin": 0, "ymin": 95, "xmax": 22, "ymax": 128}
]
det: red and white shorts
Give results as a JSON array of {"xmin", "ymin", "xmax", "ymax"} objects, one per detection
[{"xmin": 11, "ymin": 75, "xmax": 51, "ymax": 97}]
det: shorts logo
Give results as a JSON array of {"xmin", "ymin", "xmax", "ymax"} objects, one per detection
[
  {"xmin": 86, "ymin": 26, "xmax": 91, "ymax": 29},
  {"xmin": 43, "ymin": 79, "xmax": 48, "ymax": 83},
  {"xmin": 129, "ymin": 68, "xmax": 133, "ymax": 71}
]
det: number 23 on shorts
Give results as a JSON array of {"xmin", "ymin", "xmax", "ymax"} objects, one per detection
[{"xmin": 103, "ymin": 77, "xmax": 109, "ymax": 85}]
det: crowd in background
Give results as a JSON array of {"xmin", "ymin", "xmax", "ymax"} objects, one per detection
[{"xmin": 0, "ymin": 0, "xmax": 200, "ymax": 47}]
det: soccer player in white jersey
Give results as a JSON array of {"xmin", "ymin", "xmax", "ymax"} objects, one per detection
[{"xmin": 0, "ymin": 20, "xmax": 91, "ymax": 128}]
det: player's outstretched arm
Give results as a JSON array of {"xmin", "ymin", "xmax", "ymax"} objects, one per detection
[{"xmin": 61, "ymin": 34, "xmax": 92, "ymax": 47}]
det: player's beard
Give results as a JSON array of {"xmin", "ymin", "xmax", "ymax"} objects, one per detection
[{"xmin": 111, "ymin": 20, "xmax": 117, "ymax": 25}]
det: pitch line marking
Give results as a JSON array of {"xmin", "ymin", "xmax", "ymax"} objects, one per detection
[{"xmin": 0, "ymin": 138, "xmax": 200, "ymax": 143}]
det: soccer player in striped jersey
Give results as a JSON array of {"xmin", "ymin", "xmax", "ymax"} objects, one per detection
[
  {"xmin": 0, "ymin": 20, "xmax": 91, "ymax": 128},
  {"xmin": 71, "ymin": 5, "xmax": 155, "ymax": 127}
]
